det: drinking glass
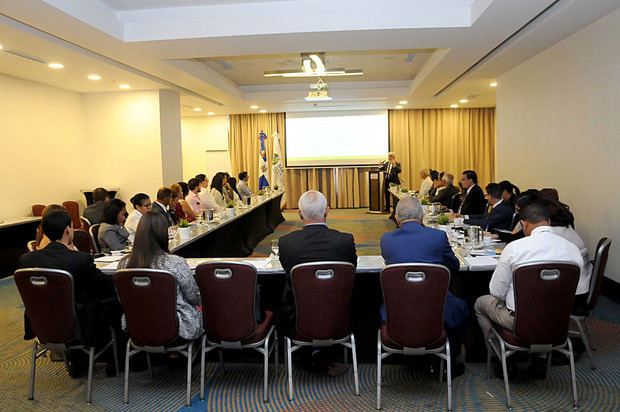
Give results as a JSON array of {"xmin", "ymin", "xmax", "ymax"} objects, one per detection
[{"xmin": 271, "ymin": 239, "xmax": 279, "ymax": 257}]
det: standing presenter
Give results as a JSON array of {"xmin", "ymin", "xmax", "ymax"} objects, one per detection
[{"xmin": 378, "ymin": 152, "xmax": 401, "ymax": 214}]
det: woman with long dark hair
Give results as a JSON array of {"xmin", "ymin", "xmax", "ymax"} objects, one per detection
[
  {"xmin": 98, "ymin": 198, "xmax": 130, "ymax": 253},
  {"xmin": 210, "ymin": 172, "xmax": 228, "ymax": 208},
  {"xmin": 118, "ymin": 212, "xmax": 203, "ymax": 340}
]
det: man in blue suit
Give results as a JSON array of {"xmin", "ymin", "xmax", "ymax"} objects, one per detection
[
  {"xmin": 380, "ymin": 196, "xmax": 468, "ymax": 376},
  {"xmin": 464, "ymin": 183, "xmax": 514, "ymax": 233}
]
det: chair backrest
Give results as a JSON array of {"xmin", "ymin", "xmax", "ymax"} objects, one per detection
[
  {"xmin": 89, "ymin": 224, "xmax": 101, "ymax": 253},
  {"xmin": 291, "ymin": 262, "xmax": 355, "ymax": 341},
  {"xmin": 381, "ymin": 264, "xmax": 450, "ymax": 348},
  {"xmin": 195, "ymin": 262, "xmax": 257, "ymax": 342},
  {"xmin": 114, "ymin": 269, "xmax": 179, "ymax": 347},
  {"xmin": 32, "ymin": 204, "xmax": 46, "ymax": 217},
  {"xmin": 62, "ymin": 201, "xmax": 82, "ymax": 230},
  {"xmin": 26, "ymin": 240, "xmax": 37, "ymax": 252},
  {"xmin": 513, "ymin": 262, "xmax": 580, "ymax": 345},
  {"xmin": 72, "ymin": 229, "xmax": 94, "ymax": 254},
  {"xmin": 450, "ymin": 193, "xmax": 462, "ymax": 212},
  {"xmin": 14, "ymin": 268, "xmax": 76, "ymax": 344},
  {"xmin": 587, "ymin": 237, "xmax": 612, "ymax": 311},
  {"xmin": 80, "ymin": 216, "xmax": 91, "ymax": 231}
]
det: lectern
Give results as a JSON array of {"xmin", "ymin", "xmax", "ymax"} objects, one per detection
[{"xmin": 368, "ymin": 170, "xmax": 386, "ymax": 213}]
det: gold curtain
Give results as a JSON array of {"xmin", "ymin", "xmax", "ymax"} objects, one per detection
[
  {"xmin": 229, "ymin": 108, "xmax": 495, "ymax": 209},
  {"xmin": 389, "ymin": 107, "xmax": 496, "ymax": 191}
]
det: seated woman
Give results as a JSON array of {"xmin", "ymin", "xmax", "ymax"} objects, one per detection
[
  {"xmin": 210, "ymin": 172, "xmax": 228, "ymax": 208},
  {"xmin": 125, "ymin": 193, "xmax": 152, "ymax": 242},
  {"xmin": 227, "ymin": 177, "xmax": 242, "ymax": 202},
  {"xmin": 98, "ymin": 198, "xmax": 130, "ymax": 253},
  {"xmin": 35, "ymin": 204, "xmax": 77, "ymax": 251},
  {"xmin": 118, "ymin": 212, "xmax": 203, "ymax": 340},
  {"xmin": 169, "ymin": 183, "xmax": 195, "ymax": 222}
]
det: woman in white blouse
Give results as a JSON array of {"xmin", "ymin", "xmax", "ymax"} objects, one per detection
[
  {"xmin": 210, "ymin": 172, "xmax": 228, "ymax": 208},
  {"xmin": 125, "ymin": 193, "xmax": 152, "ymax": 242}
]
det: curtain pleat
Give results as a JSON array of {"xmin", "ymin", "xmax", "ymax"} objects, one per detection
[{"xmin": 229, "ymin": 109, "xmax": 495, "ymax": 209}]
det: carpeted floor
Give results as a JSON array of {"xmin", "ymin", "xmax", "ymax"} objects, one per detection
[{"xmin": 2, "ymin": 209, "xmax": 619, "ymax": 411}]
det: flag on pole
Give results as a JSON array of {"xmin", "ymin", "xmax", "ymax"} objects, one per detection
[
  {"xmin": 258, "ymin": 130, "xmax": 270, "ymax": 190},
  {"xmin": 271, "ymin": 131, "xmax": 286, "ymax": 202}
]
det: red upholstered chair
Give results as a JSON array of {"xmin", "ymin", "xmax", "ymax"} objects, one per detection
[
  {"xmin": 114, "ymin": 269, "xmax": 202, "ymax": 406},
  {"xmin": 570, "ymin": 237, "xmax": 612, "ymax": 369},
  {"xmin": 31, "ymin": 204, "xmax": 45, "ymax": 217},
  {"xmin": 195, "ymin": 261, "xmax": 277, "ymax": 403},
  {"xmin": 377, "ymin": 264, "xmax": 452, "ymax": 411},
  {"xmin": 286, "ymin": 262, "xmax": 359, "ymax": 401},
  {"xmin": 14, "ymin": 268, "xmax": 119, "ymax": 404},
  {"xmin": 26, "ymin": 240, "xmax": 37, "ymax": 252},
  {"xmin": 485, "ymin": 262, "xmax": 581, "ymax": 409},
  {"xmin": 72, "ymin": 229, "xmax": 96, "ymax": 254},
  {"xmin": 62, "ymin": 201, "xmax": 82, "ymax": 229},
  {"xmin": 89, "ymin": 224, "xmax": 101, "ymax": 254},
  {"xmin": 80, "ymin": 216, "xmax": 91, "ymax": 232}
]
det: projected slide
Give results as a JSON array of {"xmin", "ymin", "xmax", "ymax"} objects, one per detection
[{"xmin": 285, "ymin": 110, "xmax": 389, "ymax": 167}]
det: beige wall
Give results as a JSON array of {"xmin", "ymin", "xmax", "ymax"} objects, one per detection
[
  {"xmin": 82, "ymin": 90, "xmax": 165, "ymax": 205},
  {"xmin": 497, "ymin": 8, "xmax": 620, "ymax": 282},
  {"xmin": 0, "ymin": 74, "xmax": 89, "ymax": 220},
  {"xmin": 181, "ymin": 115, "xmax": 231, "ymax": 182}
]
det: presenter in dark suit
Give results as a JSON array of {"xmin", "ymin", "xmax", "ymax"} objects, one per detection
[
  {"xmin": 278, "ymin": 190, "xmax": 357, "ymax": 332},
  {"xmin": 152, "ymin": 187, "xmax": 175, "ymax": 227},
  {"xmin": 380, "ymin": 196, "xmax": 468, "ymax": 375},
  {"xmin": 456, "ymin": 170, "xmax": 487, "ymax": 215},
  {"xmin": 464, "ymin": 183, "xmax": 514, "ymax": 233},
  {"xmin": 19, "ymin": 210, "xmax": 119, "ymax": 376},
  {"xmin": 378, "ymin": 152, "xmax": 401, "ymax": 213}
]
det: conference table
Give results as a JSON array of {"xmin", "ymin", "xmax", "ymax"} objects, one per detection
[{"xmin": 0, "ymin": 217, "xmax": 41, "ymax": 279}]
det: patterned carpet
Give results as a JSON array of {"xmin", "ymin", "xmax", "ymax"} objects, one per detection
[{"xmin": 2, "ymin": 209, "xmax": 619, "ymax": 411}]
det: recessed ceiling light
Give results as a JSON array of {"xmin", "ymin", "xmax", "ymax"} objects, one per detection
[
  {"xmin": 259, "ymin": 109, "xmax": 267, "ymax": 113},
  {"xmin": 119, "ymin": 84, "xmax": 131, "ymax": 89},
  {"xmin": 459, "ymin": 99, "xmax": 468, "ymax": 103},
  {"xmin": 450, "ymin": 104, "xmax": 458, "ymax": 108},
  {"xmin": 87, "ymin": 74, "xmax": 101, "ymax": 80},
  {"xmin": 489, "ymin": 82, "xmax": 497, "ymax": 87},
  {"xmin": 399, "ymin": 100, "xmax": 408, "ymax": 105},
  {"xmin": 250, "ymin": 105, "xmax": 259, "ymax": 109},
  {"xmin": 207, "ymin": 112, "xmax": 215, "ymax": 115},
  {"xmin": 48, "ymin": 63, "xmax": 64, "ymax": 69},
  {"xmin": 395, "ymin": 105, "xmax": 403, "ymax": 109},
  {"xmin": 193, "ymin": 107, "xmax": 202, "ymax": 112}
]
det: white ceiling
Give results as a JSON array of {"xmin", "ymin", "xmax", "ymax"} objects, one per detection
[{"xmin": 1, "ymin": 0, "xmax": 619, "ymax": 116}]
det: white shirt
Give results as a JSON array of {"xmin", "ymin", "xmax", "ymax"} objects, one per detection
[
  {"xmin": 125, "ymin": 209, "xmax": 142, "ymax": 242},
  {"xmin": 199, "ymin": 189, "xmax": 221, "ymax": 211},
  {"xmin": 489, "ymin": 226, "xmax": 583, "ymax": 311},
  {"xmin": 210, "ymin": 187, "xmax": 227, "ymax": 208},
  {"xmin": 419, "ymin": 176, "xmax": 433, "ymax": 199},
  {"xmin": 550, "ymin": 225, "xmax": 592, "ymax": 295}
]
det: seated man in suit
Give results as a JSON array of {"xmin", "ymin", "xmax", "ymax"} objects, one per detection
[
  {"xmin": 153, "ymin": 187, "xmax": 175, "ymax": 227},
  {"xmin": 380, "ymin": 196, "xmax": 468, "ymax": 376},
  {"xmin": 475, "ymin": 201, "xmax": 583, "ymax": 377},
  {"xmin": 430, "ymin": 173, "xmax": 460, "ymax": 208},
  {"xmin": 19, "ymin": 210, "xmax": 121, "ymax": 377},
  {"xmin": 456, "ymin": 170, "xmax": 487, "ymax": 215},
  {"xmin": 278, "ymin": 190, "xmax": 357, "ymax": 375},
  {"xmin": 83, "ymin": 187, "xmax": 109, "ymax": 225},
  {"xmin": 463, "ymin": 183, "xmax": 514, "ymax": 233}
]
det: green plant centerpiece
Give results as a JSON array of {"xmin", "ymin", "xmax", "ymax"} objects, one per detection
[
  {"xmin": 226, "ymin": 201, "xmax": 234, "ymax": 208},
  {"xmin": 420, "ymin": 198, "xmax": 430, "ymax": 205},
  {"xmin": 273, "ymin": 184, "xmax": 279, "ymax": 190},
  {"xmin": 437, "ymin": 215, "xmax": 451, "ymax": 226},
  {"xmin": 389, "ymin": 182, "xmax": 396, "ymax": 187},
  {"xmin": 400, "ymin": 187, "xmax": 408, "ymax": 193},
  {"xmin": 178, "ymin": 218, "xmax": 189, "ymax": 228},
  {"xmin": 257, "ymin": 190, "xmax": 264, "ymax": 196}
]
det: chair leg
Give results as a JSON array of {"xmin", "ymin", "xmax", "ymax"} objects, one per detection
[
  {"xmin": 376, "ymin": 330, "xmax": 382, "ymax": 410},
  {"xmin": 274, "ymin": 329, "xmax": 279, "ymax": 378},
  {"xmin": 575, "ymin": 319, "xmax": 596, "ymax": 369},
  {"xmin": 200, "ymin": 336, "xmax": 206, "ymax": 401},
  {"xmin": 446, "ymin": 341, "xmax": 452, "ymax": 412},
  {"xmin": 146, "ymin": 353, "xmax": 153, "ymax": 379},
  {"xmin": 286, "ymin": 337, "xmax": 293, "ymax": 401},
  {"xmin": 186, "ymin": 343, "xmax": 193, "ymax": 406},
  {"xmin": 568, "ymin": 339, "xmax": 579, "ymax": 408},
  {"xmin": 351, "ymin": 334, "xmax": 360, "ymax": 396},
  {"xmin": 86, "ymin": 347, "xmax": 95, "ymax": 404},
  {"xmin": 28, "ymin": 340, "xmax": 38, "ymax": 400},
  {"xmin": 124, "ymin": 340, "xmax": 131, "ymax": 405},
  {"xmin": 110, "ymin": 327, "xmax": 120, "ymax": 377},
  {"xmin": 546, "ymin": 352, "xmax": 552, "ymax": 379},
  {"xmin": 584, "ymin": 318, "xmax": 596, "ymax": 350},
  {"xmin": 344, "ymin": 345, "xmax": 348, "ymax": 365},
  {"xmin": 439, "ymin": 357, "xmax": 444, "ymax": 383},
  {"xmin": 263, "ymin": 332, "xmax": 269, "ymax": 403},
  {"xmin": 499, "ymin": 341, "xmax": 512, "ymax": 409},
  {"xmin": 486, "ymin": 339, "xmax": 492, "ymax": 380}
]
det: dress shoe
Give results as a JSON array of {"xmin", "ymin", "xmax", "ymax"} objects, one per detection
[{"xmin": 494, "ymin": 359, "xmax": 518, "ymax": 380}]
